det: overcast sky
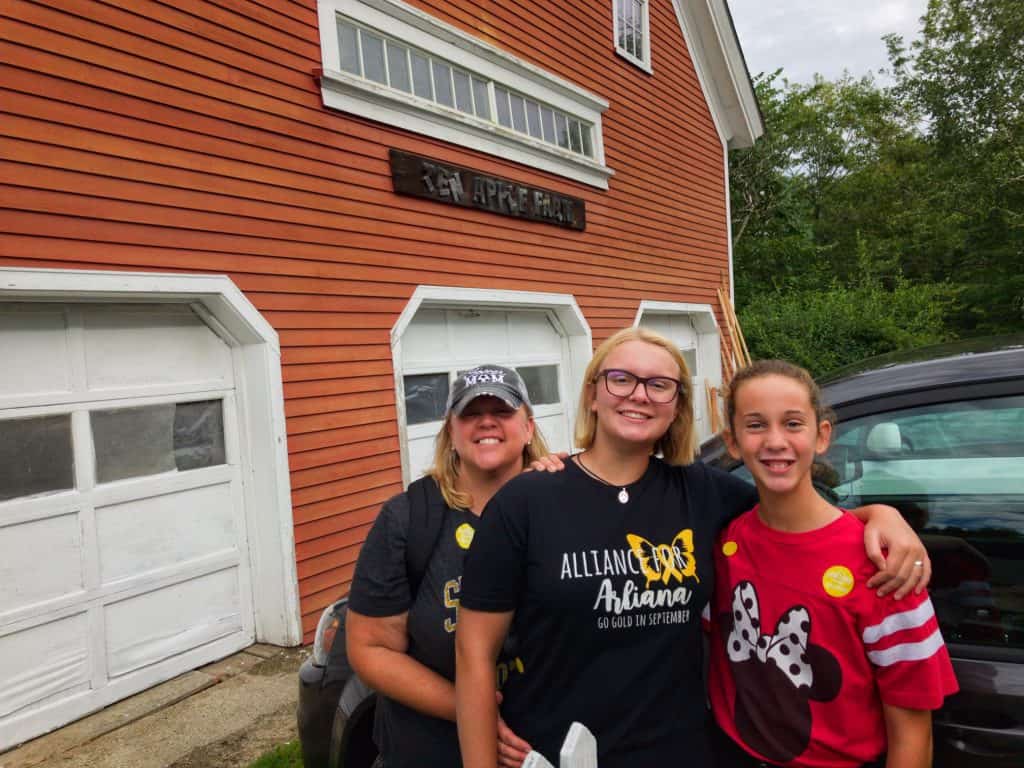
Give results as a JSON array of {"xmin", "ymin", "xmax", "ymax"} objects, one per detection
[{"xmin": 726, "ymin": 0, "xmax": 930, "ymax": 85}]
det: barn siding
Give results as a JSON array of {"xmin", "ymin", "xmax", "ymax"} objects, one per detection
[{"xmin": 0, "ymin": 0, "xmax": 731, "ymax": 641}]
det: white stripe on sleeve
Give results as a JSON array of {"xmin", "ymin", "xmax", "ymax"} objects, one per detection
[
  {"xmin": 866, "ymin": 628, "xmax": 945, "ymax": 667},
  {"xmin": 701, "ymin": 604, "xmax": 710, "ymax": 621},
  {"xmin": 862, "ymin": 597, "xmax": 936, "ymax": 644}
]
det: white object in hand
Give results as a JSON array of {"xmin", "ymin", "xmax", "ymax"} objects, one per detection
[
  {"xmin": 560, "ymin": 722, "xmax": 597, "ymax": 768},
  {"xmin": 522, "ymin": 751, "xmax": 555, "ymax": 768},
  {"xmin": 521, "ymin": 720, "xmax": 598, "ymax": 768}
]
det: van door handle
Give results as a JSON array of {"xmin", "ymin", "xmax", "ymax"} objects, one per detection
[{"xmin": 937, "ymin": 723, "xmax": 1024, "ymax": 758}]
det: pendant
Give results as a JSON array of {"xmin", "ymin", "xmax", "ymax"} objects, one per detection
[{"xmin": 617, "ymin": 488, "xmax": 629, "ymax": 504}]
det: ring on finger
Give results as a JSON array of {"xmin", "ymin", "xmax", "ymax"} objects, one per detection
[{"xmin": 913, "ymin": 560, "xmax": 924, "ymax": 567}]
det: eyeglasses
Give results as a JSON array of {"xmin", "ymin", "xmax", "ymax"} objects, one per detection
[{"xmin": 596, "ymin": 369, "xmax": 682, "ymax": 403}]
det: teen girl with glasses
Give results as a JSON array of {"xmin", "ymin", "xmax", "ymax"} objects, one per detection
[{"xmin": 454, "ymin": 327, "xmax": 930, "ymax": 768}]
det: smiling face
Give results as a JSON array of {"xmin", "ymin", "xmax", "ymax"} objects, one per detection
[
  {"xmin": 590, "ymin": 339, "xmax": 682, "ymax": 452},
  {"xmin": 448, "ymin": 395, "xmax": 535, "ymax": 475},
  {"xmin": 725, "ymin": 374, "xmax": 832, "ymax": 499}
]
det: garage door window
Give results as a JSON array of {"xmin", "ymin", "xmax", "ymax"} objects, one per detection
[
  {"xmin": 403, "ymin": 373, "xmax": 450, "ymax": 425},
  {"xmin": 0, "ymin": 414, "xmax": 74, "ymax": 502},
  {"xmin": 516, "ymin": 364, "xmax": 560, "ymax": 405},
  {"xmin": 92, "ymin": 399, "xmax": 226, "ymax": 483}
]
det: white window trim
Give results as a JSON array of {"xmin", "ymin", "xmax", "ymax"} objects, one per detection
[
  {"xmin": 391, "ymin": 286, "xmax": 592, "ymax": 486},
  {"xmin": 613, "ymin": 0, "xmax": 653, "ymax": 74},
  {"xmin": 0, "ymin": 267, "xmax": 300, "ymax": 646},
  {"xmin": 317, "ymin": 0, "xmax": 613, "ymax": 189}
]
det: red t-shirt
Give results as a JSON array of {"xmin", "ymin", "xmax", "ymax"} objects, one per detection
[{"xmin": 707, "ymin": 508, "xmax": 958, "ymax": 767}]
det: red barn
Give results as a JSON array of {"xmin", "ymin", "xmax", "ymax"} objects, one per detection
[{"xmin": 0, "ymin": 0, "xmax": 761, "ymax": 747}]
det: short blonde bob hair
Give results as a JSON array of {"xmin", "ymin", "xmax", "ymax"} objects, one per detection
[
  {"xmin": 426, "ymin": 406, "xmax": 549, "ymax": 510},
  {"xmin": 574, "ymin": 326, "xmax": 696, "ymax": 465}
]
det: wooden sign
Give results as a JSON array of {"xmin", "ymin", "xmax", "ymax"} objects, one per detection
[{"xmin": 389, "ymin": 150, "xmax": 586, "ymax": 231}]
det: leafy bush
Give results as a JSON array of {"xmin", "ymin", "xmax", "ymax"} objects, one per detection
[{"xmin": 739, "ymin": 279, "xmax": 957, "ymax": 377}]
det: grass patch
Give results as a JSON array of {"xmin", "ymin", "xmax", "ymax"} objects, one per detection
[{"xmin": 247, "ymin": 739, "xmax": 304, "ymax": 768}]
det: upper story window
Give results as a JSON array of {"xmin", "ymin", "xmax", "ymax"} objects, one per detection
[
  {"xmin": 336, "ymin": 17, "xmax": 595, "ymax": 159},
  {"xmin": 318, "ymin": 0, "xmax": 612, "ymax": 188},
  {"xmin": 614, "ymin": 0, "xmax": 651, "ymax": 73}
]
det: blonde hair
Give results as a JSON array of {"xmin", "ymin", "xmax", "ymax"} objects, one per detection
[
  {"xmin": 574, "ymin": 327, "xmax": 696, "ymax": 465},
  {"xmin": 426, "ymin": 407, "xmax": 549, "ymax": 510}
]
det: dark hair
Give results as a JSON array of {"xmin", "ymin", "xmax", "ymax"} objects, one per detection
[{"xmin": 725, "ymin": 359, "xmax": 834, "ymax": 430}]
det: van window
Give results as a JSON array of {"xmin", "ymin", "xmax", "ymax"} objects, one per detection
[{"xmin": 826, "ymin": 395, "xmax": 1024, "ymax": 649}]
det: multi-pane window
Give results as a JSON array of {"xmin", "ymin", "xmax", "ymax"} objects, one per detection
[
  {"xmin": 336, "ymin": 17, "xmax": 595, "ymax": 159},
  {"xmin": 92, "ymin": 400, "xmax": 226, "ymax": 484},
  {"xmin": 614, "ymin": 0, "xmax": 650, "ymax": 71}
]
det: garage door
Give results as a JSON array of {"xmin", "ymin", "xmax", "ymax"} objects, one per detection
[
  {"xmin": 639, "ymin": 312, "xmax": 710, "ymax": 443},
  {"xmin": 399, "ymin": 307, "xmax": 574, "ymax": 481},
  {"xmin": 0, "ymin": 304, "xmax": 254, "ymax": 750}
]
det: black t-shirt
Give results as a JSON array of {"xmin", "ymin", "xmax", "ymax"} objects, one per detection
[
  {"xmin": 460, "ymin": 457, "xmax": 756, "ymax": 768},
  {"xmin": 348, "ymin": 483, "xmax": 479, "ymax": 768}
]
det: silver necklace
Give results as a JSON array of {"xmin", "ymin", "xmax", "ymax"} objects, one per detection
[{"xmin": 576, "ymin": 453, "xmax": 631, "ymax": 504}]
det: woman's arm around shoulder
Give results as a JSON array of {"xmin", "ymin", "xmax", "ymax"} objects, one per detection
[{"xmin": 848, "ymin": 504, "xmax": 931, "ymax": 598}]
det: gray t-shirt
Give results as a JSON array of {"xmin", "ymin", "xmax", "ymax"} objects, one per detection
[{"xmin": 347, "ymin": 482, "xmax": 479, "ymax": 768}]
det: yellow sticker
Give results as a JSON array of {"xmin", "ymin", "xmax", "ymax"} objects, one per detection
[
  {"xmin": 722, "ymin": 540, "xmax": 738, "ymax": 557},
  {"xmin": 822, "ymin": 565, "xmax": 854, "ymax": 598},
  {"xmin": 455, "ymin": 522, "xmax": 475, "ymax": 550}
]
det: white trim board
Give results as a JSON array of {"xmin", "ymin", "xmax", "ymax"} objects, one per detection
[
  {"xmin": 669, "ymin": 0, "xmax": 762, "ymax": 150},
  {"xmin": 0, "ymin": 267, "xmax": 300, "ymax": 647}
]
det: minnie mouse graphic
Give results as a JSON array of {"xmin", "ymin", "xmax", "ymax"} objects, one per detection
[{"xmin": 721, "ymin": 581, "xmax": 842, "ymax": 764}]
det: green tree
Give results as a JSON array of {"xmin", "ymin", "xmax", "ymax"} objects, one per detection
[
  {"xmin": 887, "ymin": 0, "xmax": 1024, "ymax": 333},
  {"xmin": 729, "ymin": 0, "xmax": 1023, "ymax": 371}
]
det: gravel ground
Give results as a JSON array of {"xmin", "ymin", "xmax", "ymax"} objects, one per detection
[{"xmin": 1, "ymin": 646, "xmax": 307, "ymax": 768}]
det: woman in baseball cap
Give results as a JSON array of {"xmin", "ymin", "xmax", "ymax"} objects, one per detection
[{"xmin": 346, "ymin": 365, "xmax": 547, "ymax": 768}]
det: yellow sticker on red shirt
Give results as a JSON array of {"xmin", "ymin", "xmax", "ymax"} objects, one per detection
[{"xmin": 822, "ymin": 565, "xmax": 854, "ymax": 597}]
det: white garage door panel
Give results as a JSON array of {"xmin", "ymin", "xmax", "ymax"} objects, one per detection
[
  {"xmin": 534, "ymin": 413, "xmax": 568, "ymax": 454},
  {"xmin": 0, "ymin": 302, "xmax": 254, "ymax": 750},
  {"xmin": 449, "ymin": 312, "xmax": 510, "ymax": 359},
  {"xmin": 96, "ymin": 483, "xmax": 236, "ymax": 584},
  {"xmin": 0, "ymin": 613, "xmax": 90, "ymax": 719},
  {"xmin": 400, "ymin": 308, "xmax": 449, "ymax": 365},
  {"xmin": 0, "ymin": 309, "xmax": 72, "ymax": 399},
  {"xmin": 105, "ymin": 568, "xmax": 242, "ymax": 678},
  {"xmin": 0, "ymin": 513, "xmax": 83, "ymax": 614},
  {"xmin": 507, "ymin": 313, "xmax": 561, "ymax": 356},
  {"xmin": 642, "ymin": 314, "xmax": 698, "ymax": 348},
  {"xmin": 82, "ymin": 306, "xmax": 234, "ymax": 392}
]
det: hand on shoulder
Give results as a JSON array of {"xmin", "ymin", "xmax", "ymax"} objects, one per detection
[{"xmin": 526, "ymin": 451, "xmax": 569, "ymax": 473}]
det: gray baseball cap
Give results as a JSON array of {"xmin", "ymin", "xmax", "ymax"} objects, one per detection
[{"xmin": 446, "ymin": 365, "xmax": 532, "ymax": 416}]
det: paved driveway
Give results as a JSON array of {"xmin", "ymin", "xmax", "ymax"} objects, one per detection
[{"xmin": 0, "ymin": 645, "xmax": 305, "ymax": 768}]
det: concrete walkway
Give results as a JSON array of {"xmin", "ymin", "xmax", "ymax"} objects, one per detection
[{"xmin": 0, "ymin": 645, "xmax": 307, "ymax": 768}]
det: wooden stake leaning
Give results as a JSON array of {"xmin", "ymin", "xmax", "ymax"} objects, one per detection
[{"xmin": 717, "ymin": 280, "xmax": 751, "ymax": 377}]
